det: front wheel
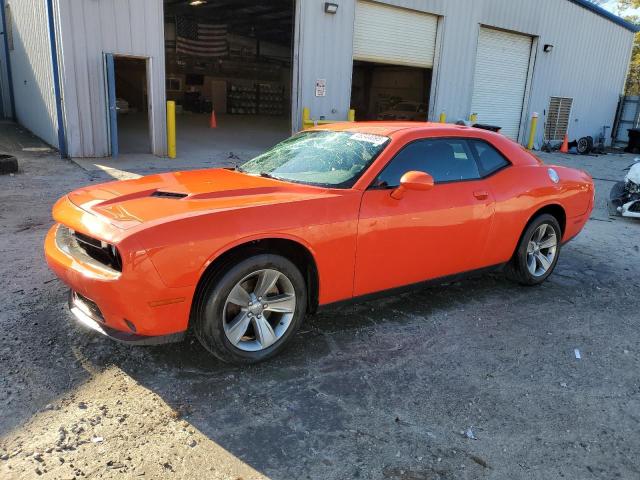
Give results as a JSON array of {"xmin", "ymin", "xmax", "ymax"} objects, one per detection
[
  {"xmin": 193, "ymin": 254, "xmax": 307, "ymax": 364},
  {"xmin": 505, "ymin": 214, "xmax": 562, "ymax": 286}
]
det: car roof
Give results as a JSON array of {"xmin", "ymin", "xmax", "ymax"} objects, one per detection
[{"xmin": 312, "ymin": 121, "xmax": 481, "ymax": 137}]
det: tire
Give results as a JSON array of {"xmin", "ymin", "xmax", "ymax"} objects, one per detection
[
  {"xmin": 193, "ymin": 254, "xmax": 307, "ymax": 364},
  {"xmin": 505, "ymin": 214, "xmax": 562, "ymax": 286}
]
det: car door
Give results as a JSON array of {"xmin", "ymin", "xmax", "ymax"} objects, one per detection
[{"xmin": 353, "ymin": 137, "xmax": 496, "ymax": 297}]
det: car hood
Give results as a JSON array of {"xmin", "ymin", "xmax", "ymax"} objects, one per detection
[{"xmin": 67, "ymin": 168, "xmax": 333, "ymax": 230}]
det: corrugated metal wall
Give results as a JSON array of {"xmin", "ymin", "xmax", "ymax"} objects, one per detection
[
  {"xmin": 296, "ymin": 0, "xmax": 634, "ymax": 146},
  {"xmin": 293, "ymin": 0, "xmax": 357, "ymax": 132},
  {"xmin": 4, "ymin": 0, "xmax": 57, "ymax": 145},
  {"xmin": 56, "ymin": 0, "xmax": 166, "ymax": 157}
]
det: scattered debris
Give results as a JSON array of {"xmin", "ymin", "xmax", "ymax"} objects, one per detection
[
  {"xmin": 91, "ymin": 436, "xmax": 104, "ymax": 443},
  {"xmin": 463, "ymin": 427, "xmax": 477, "ymax": 440},
  {"xmin": 470, "ymin": 454, "xmax": 489, "ymax": 468}
]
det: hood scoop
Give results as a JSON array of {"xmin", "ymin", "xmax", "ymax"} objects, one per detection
[{"xmin": 151, "ymin": 191, "xmax": 188, "ymax": 199}]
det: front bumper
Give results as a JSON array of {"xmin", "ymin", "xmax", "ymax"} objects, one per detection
[
  {"xmin": 45, "ymin": 223, "xmax": 194, "ymax": 340},
  {"xmin": 69, "ymin": 291, "xmax": 185, "ymax": 345}
]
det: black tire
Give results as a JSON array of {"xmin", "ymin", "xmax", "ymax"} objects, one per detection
[
  {"xmin": 576, "ymin": 137, "xmax": 591, "ymax": 155},
  {"xmin": 505, "ymin": 214, "xmax": 562, "ymax": 286},
  {"xmin": 192, "ymin": 254, "xmax": 307, "ymax": 364}
]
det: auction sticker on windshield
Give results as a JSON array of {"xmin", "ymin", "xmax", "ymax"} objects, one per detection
[{"xmin": 349, "ymin": 133, "xmax": 388, "ymax": 146}]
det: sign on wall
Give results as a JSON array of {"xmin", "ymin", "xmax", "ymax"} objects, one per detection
[{"xmin": 315, "ymin": 79, "xmax": 326, "ymax": 97}]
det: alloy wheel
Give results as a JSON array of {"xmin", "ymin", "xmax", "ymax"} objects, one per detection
[
  {"xmin": 222, "ymin": 268, "xmax": 296, "ymax": 352},
  {"xmin": 526, "ymin": 223, "xmax": 558, "ymax": 277}
]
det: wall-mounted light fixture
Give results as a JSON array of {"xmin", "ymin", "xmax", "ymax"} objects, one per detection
[
  {"xmin": 324, "ymin": 2, "xmax": 339, "ymax": 14},
  {"xmin": 543, "ymin": 44, "xmax": 554, "ymax": 53},
  {"xmin": 189, "ymin": 0, "xmax": 207, "ymax": 5}
]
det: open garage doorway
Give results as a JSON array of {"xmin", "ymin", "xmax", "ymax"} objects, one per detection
[
  {"xmin": 351, "ymin": 1, "xmax": 438, "ymax": 123},
  {"xmin": 351, "ymin": 61, "xmax": 431, "ymax": 121},
  {"xmin": 113, "ymin": 56, "xmax": 152, "ymax": 154},
  {"xmin": 163, "ymin": 0, "xmax": 294, "ymax": 164}
]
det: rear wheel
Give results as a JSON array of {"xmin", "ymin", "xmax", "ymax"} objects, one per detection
[
  {"xmin": 193, "ymin": 254, "xmax": 307, "ymax": 364},
  {"xmin": 505, "ymin": 214, "xmax": 561, "ymax": 285}
]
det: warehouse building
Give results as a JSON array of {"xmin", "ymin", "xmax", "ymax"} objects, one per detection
[{"xmin": 0, "ymin": 0, "xmax": 637, "ymax": 158}]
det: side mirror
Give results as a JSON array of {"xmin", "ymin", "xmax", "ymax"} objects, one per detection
[{"xmin": 390, "ymin": 171, "xmax": 434, "ymax": 199}]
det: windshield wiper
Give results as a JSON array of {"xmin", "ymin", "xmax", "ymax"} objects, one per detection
[{"xmin": 258, "ymin": 172, "xmax": 279, "ymax": 180}]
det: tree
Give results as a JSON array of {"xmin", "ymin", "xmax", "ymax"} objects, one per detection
[{"xmin": 619, "ymin": 0, "xmax": 640, "ymax": 9}]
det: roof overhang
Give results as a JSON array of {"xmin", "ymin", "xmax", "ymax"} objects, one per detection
[{"xmin": 569, "ymin": 0, "xmax": 640, "ymax": 33}]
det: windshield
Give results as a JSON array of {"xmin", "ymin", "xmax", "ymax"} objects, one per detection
[{"xmin": 239, "ymin": 130, "xmax": 389, "ymax": 187}]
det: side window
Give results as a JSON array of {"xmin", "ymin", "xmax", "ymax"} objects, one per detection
[
  {"xmin": 374, "ymin": 138, "xmax": 480, "ymax": 188},
  {"xmin": 470, "ymin": 139, "xmax": 510, "ymax": 176}
]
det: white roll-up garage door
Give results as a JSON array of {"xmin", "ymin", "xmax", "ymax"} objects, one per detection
[
  {"xmin": 353, "ymin": 1, "xmax": 438, "ymax": 68},
  {"xmin": 471, "ymin": 27, "xmax": 532, "ymax": 141}
]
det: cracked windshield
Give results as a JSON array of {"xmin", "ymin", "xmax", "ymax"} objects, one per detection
[{"xmin": 240, "ymin": 130, "xmax": 389, "ymax": 187}]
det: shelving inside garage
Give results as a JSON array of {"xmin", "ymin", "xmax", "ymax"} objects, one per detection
[{"xmin": 163, "ymin": 0, "xmax": 294, "ymax": 130}]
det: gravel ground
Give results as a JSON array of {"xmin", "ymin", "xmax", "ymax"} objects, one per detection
[{"xmin": 1, "ymin": 121, "xmax": 639, "ymax": 479}]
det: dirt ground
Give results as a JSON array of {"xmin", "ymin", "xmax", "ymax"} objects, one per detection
[{"xmin": 1, "ymin": 121, "xmax": 639, "ymax": 480}]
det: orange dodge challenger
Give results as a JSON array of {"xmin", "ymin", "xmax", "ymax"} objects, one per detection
[{"xmin": 45, "ymin": 123, "xmax": 594, "ymax": 363}]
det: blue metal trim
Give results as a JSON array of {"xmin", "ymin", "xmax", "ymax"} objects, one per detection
[
  {"xmin": 568, "ymin": 0, "xmax": 640, "ymax": 33},
  {"xmin": 46, "ymin": 0, "xmax": 67, "ymax": 157},
  {"xmin": 0, "ymin": 0, "xmax": 15, "ymax": 120}
]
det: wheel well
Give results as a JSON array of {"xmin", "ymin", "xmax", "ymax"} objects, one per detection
[
  {"xmin": 514, "ymin": 204, "xmax": 566, "ymax": 255},
  {"xmin": 509, "ymin": 204, "xmax": 566, "ymax": 261},
  {"xmin": 191, "ymin": 239, "xmax": 320, "ymax": 321},
  {"xmin": 531, "ymin": 204, "xmax": 566, "ymax": 235}
]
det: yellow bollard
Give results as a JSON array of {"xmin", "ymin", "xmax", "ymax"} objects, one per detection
[
  {"xmin": 470, "ymin": 113, "xmax": 478, "ymax": 123},
  {"xmin": 348, "ymin": 109, "xmax": 355, "ymax": 122},
  {"xmin": 527, "ymin": 112, "xmax": 539, "ymax": 150},
  {"xmin": 166, "ymin": 101, "xmax": 176, "ymax": 159},
  {"xmin": 302, "ymin": 107, "xmax": 311, "ymax": 130},
  {"xmin": 439, "ymin": 111, "xmax": 446, "ymax": 123}
]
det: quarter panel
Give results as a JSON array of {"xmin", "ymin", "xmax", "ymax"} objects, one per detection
[{"xmin": 483, "ymin": 164, "xmax": 593, "ymax": 265}]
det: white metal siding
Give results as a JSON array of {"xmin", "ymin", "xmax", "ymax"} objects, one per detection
[
  {"xmin": 293, "ymin": 0, "xmax": 357, "ymax": 131},
  {"xmin": 471, "ymin": 28, "xmax": 532, "ymax": 140},
  {"xmin": 56, "ymin": 0, "xmax": 166, "ymax": 157},
  {"xmin": 296, "ymin": 0, "xmax": 634, "ymax": 147},
  {"xmin": 5, "ymin": 0, "xmax": 57, "ymax": 145},
  {"xmin": 353, "ymin": 1, "xmax": 437, "ymax": 68}
]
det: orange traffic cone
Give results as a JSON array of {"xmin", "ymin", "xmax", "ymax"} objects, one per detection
[
  {"xmin": 560, "ymin": 133, "xmax": 569, "ymax": 153},
  {"xmin": 209, "ymin": 108, "xmax": 217, "ymax": 129}
]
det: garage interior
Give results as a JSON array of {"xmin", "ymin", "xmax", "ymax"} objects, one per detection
[
  {"xmin": 162, "ymin": 0, "xmax": 294, "ymax": 162},
  {"xmin": 114, "ymin": 56, "xmax": 151, "ymax": 154},
  {"xmin": 351, "ymin": 61, "xmax": 431, "ymax": 121},
  {"xmin": 351, "ymin": 1, "xmax": 437, "ymax": 124}
]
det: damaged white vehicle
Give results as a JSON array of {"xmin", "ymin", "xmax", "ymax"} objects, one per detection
[{"xmin": 610, "ymin": 162, "xmax": 640, "ymax": 218}]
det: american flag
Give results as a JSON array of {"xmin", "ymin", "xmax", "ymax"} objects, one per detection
[{"xmin": 176, "ymin": 17, "xmax": 228, "ymax": 57}]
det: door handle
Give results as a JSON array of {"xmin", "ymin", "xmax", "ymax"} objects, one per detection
[{"xmin": 473, "ymin": 190, "xmax": 489, "ymax": 200}]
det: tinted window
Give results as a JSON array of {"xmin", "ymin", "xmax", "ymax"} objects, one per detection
[
  {"xmin": 375, "ymin": 138, "xmax": 480, "ymax": 188},
  {"xmin": 470, "ymin": 140, "xmax": 510, "ymax": 176}
]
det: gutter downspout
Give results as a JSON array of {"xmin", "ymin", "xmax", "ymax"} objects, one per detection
[
  {"xmin": 46, "ymin": 0, "xmax": 67, "ymax": 158},
  {"xmin": 0, "ymin": 0, "xmax": 15, "ymax": 120}
]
